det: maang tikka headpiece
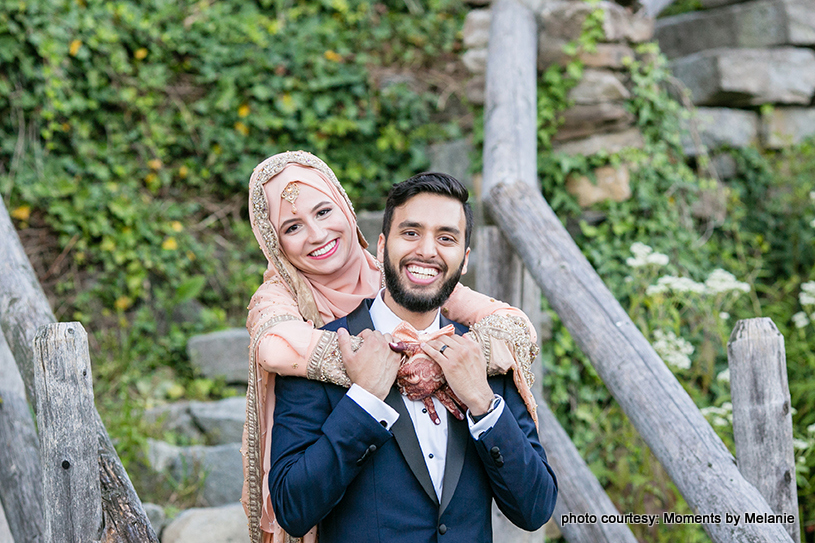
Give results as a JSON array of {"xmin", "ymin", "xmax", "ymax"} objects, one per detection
[{"xmin": 281, "ymin": 182, "xmax": 300, "ymax": 213}]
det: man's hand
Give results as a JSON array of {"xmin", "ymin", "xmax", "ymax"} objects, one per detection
[
  {"xmin": 339, "ymin": 328, "xmax": 401, "ymax": 401},
  {"xmin": 421, "ymin": 335, "xmax": 494, "ymax": 416}
]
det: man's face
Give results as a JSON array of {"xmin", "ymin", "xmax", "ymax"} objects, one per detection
[{"xmin": 377, "ymin": 193, "xmax": 470, "ymax": 314}]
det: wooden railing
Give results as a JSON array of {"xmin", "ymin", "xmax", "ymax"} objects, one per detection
[{"xmin": 478, "ymin": 1, "xmax": 800, "ymax": 542}]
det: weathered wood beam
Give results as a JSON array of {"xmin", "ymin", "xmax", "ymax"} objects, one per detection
[
  {"xmin": 0, "ymin": 326, "xmax": 44, "ymax": 543},
  {"xmin": 483, "ymin": 0, "xmax": 537, "ymax": 195},
  {"xmin": 0, "ymin": 199, "xmax": 159, "ymax": 542},
  {"xmin": 34, "ymin": 322, "xmax": 103, "ymax": 542},
  {"xmin": 537, "ymin": 403, "xmax": 639, "ymax": 543},
  {"xmin": 486, "ymin": 180, "xmax": 794, "ymax": 543},
  {"xmin": 728, "ymin": 318, "xmax": 800, "ymax": 543}
]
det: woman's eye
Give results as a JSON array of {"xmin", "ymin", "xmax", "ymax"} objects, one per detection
[
  {"xmin": 284, "ymin": 224, "xmax": 301, "ymax": 235},
  {"xmin": 316, "ymin": 207, "xmax": 332, "ymax": 218}
]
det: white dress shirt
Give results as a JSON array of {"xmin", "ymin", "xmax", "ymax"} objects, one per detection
[{"xmin": 346, "ymin": 290, "xmax": 503, "ymax": 501}]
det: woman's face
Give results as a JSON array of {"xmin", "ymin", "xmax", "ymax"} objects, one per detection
[{"xmin": 277, "ymin": 183, "xmax": 355, "ymax": 276}]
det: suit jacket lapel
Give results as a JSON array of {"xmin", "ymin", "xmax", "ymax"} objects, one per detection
[
  {"xmin": 345, "ymin": 300, "xmax": 469, "ymax": 511},
  {"xmin": 384, "ymin": 387, "xmax": 439, "ymax": 506}
]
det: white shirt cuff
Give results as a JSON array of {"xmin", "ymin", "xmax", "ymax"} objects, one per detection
[
  {"xmin": 346, "ymin": 384, "xmax": 400, "ymax": 431},
  {"xmin": 467, "ymin": 396, "xmax": 505, "ymax": 439}
]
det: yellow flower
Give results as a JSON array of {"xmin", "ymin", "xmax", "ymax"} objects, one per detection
[
  {"xmin": 178, "ymin": 165, "xmax": 189, "ymax": 178},
  {"xmin": 69, "ymin": 40, "xmax": 82, "ymax": 57},
  {"xmin": 61, "ymin": 122, "xmax": 71, "ymax": 132},
  {"xmin": 145, "ymin": 173, "xmax": 158, "ymax": 190},
  {"xmin": 135, "ymin": 48, "xmax": 148, "ymax": 60},
  {"xmin": 186, "ymin": 251, "xmax": 196, "ymax": 261},
  {"xmin": 171, "ymin": 221, "xmax": 183, "ymax": 232},
  {"xmin": 148, "ymin": 159, "xmax": 162, "ymax": 170},
  {"xmin": 238, "ymin": 104, "xmax": 250, "ymax": 118},
  {"xmin": 234, "ymin": 121, "xmax": 249, "ymax": 136},
  {"xmin": 114, "ymin": 296, "xmax": 133, "ymax": 311},
  {"xmin": 11, "ymin": 205, "xmax": 31, "ymax": 221},
  {"xmin": 162, "ymin": 237, "xmax": 178, "ymax": 250},
  {"xmin": 324, "ymin": 50, "xmax": 342, "ymax": 62}
]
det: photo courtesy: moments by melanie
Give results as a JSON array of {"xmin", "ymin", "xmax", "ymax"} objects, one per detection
[{"xmin": 560, "ymin": 511, "xmax": 796, "ymax": 527}]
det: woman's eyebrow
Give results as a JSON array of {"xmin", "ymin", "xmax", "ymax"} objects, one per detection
[{"xmin": 279, "ymin": 201, "xmax": 332, "ymax": 231}]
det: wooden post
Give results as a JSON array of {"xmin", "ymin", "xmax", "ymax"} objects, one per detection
[
  {"xmin": 728, "ymin": 318, "xmax": 800, "ymax": 543},
  {"xmin": 0, "ymin": 198, "xmax": 159, "ymax": 542},
  {"xmin": 537, "ymin": 403, "xmax": 639, "ymax": 543},
  {"xmin": 0, "ymin": 326, "xmax": 44, "ymax": 543},
  {"xmin": 34, "ymin": 322, "xmax": 102, "ymax": 542},
  {"xmin": 487, "ymin": 180, "xmax": 794, "ymax": 543}
]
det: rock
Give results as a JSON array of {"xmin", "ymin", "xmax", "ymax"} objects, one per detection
[
  {"xmin": 144, "ymin": 401, "xmax": 205, "ymax": 443},
  {"xmin": 465, "ymin": 75, "xmax": 486, "ymax": 105},
  {"xmin": 162, "ymin": 503, "xmax": 249, "ymax": 543},
  {"xmin": 187, "ymin": 329, "xmax": 250, "ymax": 384},
  {"xmin": 538, "ymin": 40, "xmax": 635, "ymax": 70},
  {"xmin": 538, "ymin": 1, "xmax": 654, "ymax": 43},
  {"xmin": 462, "ymin": 48, "xmax": 488, "ymax": 74},
  {"xmin": 566, "ymin": 165, "xmax": 632, "ymax": 207},
  {"xmin": 143, "ymin": 503, "xmax": 166, "ymax": 536},
  {"xmin": 700, "ymin": 0, "xmax": 743, "ymax": 7},
  {"xmin": 655, "ymin": 0, "xmax": 815, "ymax": 59},
  {"xmin": 680, "ymin": 107, "xmax": 759, "ymax": 156},
  {"xmin": 553, "ymin": 127, "xmax": 645, "ymax": 156},
  {"xmin": 669, "ymin": 47, "xmax": 815, "ymax": 106},
  {"xmin": 188, "ymin": 397, "xmax": 247, "ymax": 445},
  {"xmin": 761, "ymin": 107, "xmax": 815, "ymax": 148},
  {"xmin": 147, "ymin": 440, "xmax": 243, "ymax": 507},
  {"xmin": 691, "ymin": 181, "xmax": 728, "ymax": 222},
  {"xmin": 555, "ymin": 102, "xmax": 635, "ymax": 142},
  {"xmin": 428, "ymin": 139, "xmax": 475, "ymax": 190},
  {"xmin": 0, "ymin": 501, "xmax": 13, "ymax": 543},
  {"xmin": 463, "ymin": 9, "xmax": 491, "ymax": 49},
  {"xmin": 568, "ymin": 70, "xmax": 630, "ymax": 104},
  {"xmin": 711, "ymin": 153, "xmax": 738, "ymax": 179}
]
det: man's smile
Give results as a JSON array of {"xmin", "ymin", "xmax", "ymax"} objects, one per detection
[{"xmin": 404, "ymin": 262, "xmax": 442, "ymax": 285}]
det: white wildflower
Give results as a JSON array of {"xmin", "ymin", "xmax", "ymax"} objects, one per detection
[
  {"xmin": 646, "ymin": 282, "xmax": 669, "ymax": 296},
  {"xmin": 719, "ymin": 312, "xmax": 729, "ymax": 320},
  {"xmin": 704, "ymin": 269, "xmax": 751, "ymax": 295},
  {"xmin": 802, "ymin": 282, "xmax": 815, "ymax": 295},
  {"xmin": 627, "ymin": 242, "xmax": 660, "ymax": 268},
  {"xmin": 811, "ymin": 218, "xmax": 815, "ymax": 228},
  {"xmin": 807, "ymin": 423, "xmax": 815, "ymax": 435},
  {"xmin": 701, "ymin": 404, "xmax": 731, "ymax": 427},
  {"xmin": 716, "ymin": 368, "xmax": 730, "ymax": 383},
  {"xmin": 810, "ymin": 190, "xmax": 815, "ymax": 201},
  {"xmin": 652, "ymin": 329, "xmax": 694, "ymax": 370},
  {"xmin": 793, "ymin": 438, "xmax": 810, "ymax": 451},
  {"xmin": 800, "ymin": 293, "xmax": 815, "ymax": 306},
  {"xmin": 792, "ymin": 311, "xmax": 810, "ymax": 329},
  {"xmin": 646, "ymin": 252, "xmax": 670, "ymax": 267},
  {"xmin": 650, "ymin": 276, "xmax": 706, "ymax": 294}
]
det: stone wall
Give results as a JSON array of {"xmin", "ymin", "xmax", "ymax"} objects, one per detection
[
  {"xmin": 461, "ymin": 0, "xmax": 815, "ymax": 194},
  {"xmin": 656, "ymin": 0, "xmax": 815, "ymax": 161}
]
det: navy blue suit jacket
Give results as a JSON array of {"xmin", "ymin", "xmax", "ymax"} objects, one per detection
[{"xmin": 269, "ymin": 299, "xmax": 557, "ymax": 543}]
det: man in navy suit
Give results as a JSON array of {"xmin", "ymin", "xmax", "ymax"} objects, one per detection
[{"xmin": 269, "ymin": 173, "xmax": 557, "ymax": 542}]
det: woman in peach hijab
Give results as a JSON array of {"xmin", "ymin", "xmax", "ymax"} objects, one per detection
[{"xmin": 242, "ymin": 150, "xmax": 540, "ymax": 543}]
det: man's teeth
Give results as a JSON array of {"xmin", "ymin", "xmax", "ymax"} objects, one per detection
[
  {"xmin": 407, "ymin": 265, "xmax": 438, "ymax": 278},
  {"xmin": 310, "ymin": 240, "xmax": 336, "ymax": 257}
]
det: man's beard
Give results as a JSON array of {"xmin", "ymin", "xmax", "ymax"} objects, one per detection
[{"xmin": 383, "ymin": 245, "xmax": 464, "ymax": 314}]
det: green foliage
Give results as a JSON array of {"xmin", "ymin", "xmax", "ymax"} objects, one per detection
[
  {"xmin": 537, "ymin": 16, "xmax": 815, "ymax": 539},
  {"xmin": 1, "ymin": 0, "xmax": 468, "ymax": 494}
]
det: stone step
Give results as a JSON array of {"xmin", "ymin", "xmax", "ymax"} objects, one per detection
[
  {"xmin": 656, "ymin": 0, "xmax": 815, "ymax": 59},
  {"xmin": 162, "ymin": 503, "xmax": 248, "ymax": 543},
  {"xmin": 680, "ymin": 107, "xmax": 760, "ymax": 156},
  {"xmin": 553, "ymin": 127, "xmax": 645, "ymax": 156},
  {"xmin": 762, "ymin": 107, "xmax": 815, "ymax": 148},
  {"xmin": 669, "ymin": 47, "xmax": 815, "ymax": 106},
  {"xmin": 187, "ymin": 329, "xmax": 250, "ymax": 384},
  {"xmin": 537, "ymin": 1, "xmax": 654, "ymax": 44},
  {"xmin": 145, "ymin": 396, "xmax": 247, "ymax": 445},
  {"xmin": 147, "ymin": 440, "xmax": 243, "ymax": 507}
]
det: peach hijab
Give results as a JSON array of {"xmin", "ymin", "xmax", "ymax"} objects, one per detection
[{"xmin": 244, "ymin": 151, "xmax": 380, "ymax": 543}]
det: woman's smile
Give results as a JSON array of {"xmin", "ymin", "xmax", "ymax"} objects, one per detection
[{"xmin": 309, "ymin": 238, "xmax": 339, "ymax": 259}]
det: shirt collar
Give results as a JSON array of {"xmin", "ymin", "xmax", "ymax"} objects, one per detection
[{"xmin": 369, "ymin": 288, "xmax": 441, "ymax": 335}]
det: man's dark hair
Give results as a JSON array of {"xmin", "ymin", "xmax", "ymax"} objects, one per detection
[{"xmin": 382, "ymin": 172, "xmax": 474, "ymax": 247}]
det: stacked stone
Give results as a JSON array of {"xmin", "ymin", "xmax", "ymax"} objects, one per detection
[
  {"xmin": 463, "ymin": 1, "xmax": 654, "ymax": 206},
  {"xmin": 657, "ymin": 0, "xmax": 815, "ymax": 154}
]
